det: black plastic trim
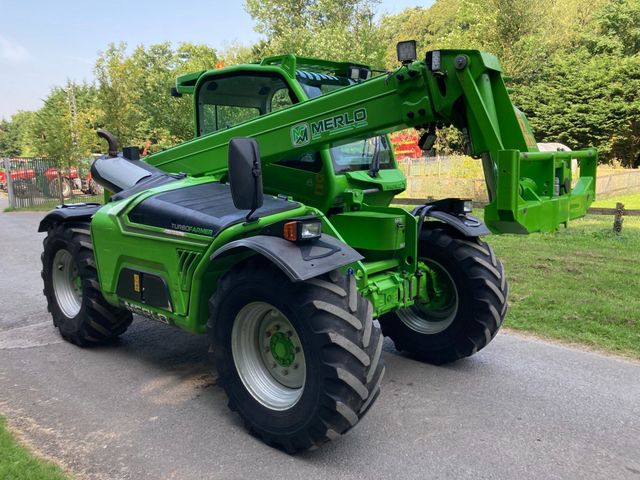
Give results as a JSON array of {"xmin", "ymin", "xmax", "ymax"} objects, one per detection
[
  {"xmin": 424, "ymin": 210, "xmax": 490, "ymax": 237},
  {"xmin": 210, "ymin": 234, "xmax": 363, "ymax": 281},
  {"xmin": 38, "ymin": 203, "xmax": 102, "ymax": 232},
  {"xmin": 412, "ymin": 198, "xmax": 491, "ymax": 237}
]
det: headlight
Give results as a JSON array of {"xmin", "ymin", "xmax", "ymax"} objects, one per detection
[{"xmin": 283, "ymin": 217, "xmax": 322, "ymax": 242}]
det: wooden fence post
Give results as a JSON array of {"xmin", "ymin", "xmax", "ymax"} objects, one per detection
[{"xmin": 613, "ymin": 202, "xmax": 624, "ymax": 234}]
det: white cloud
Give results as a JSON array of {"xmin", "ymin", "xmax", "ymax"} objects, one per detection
[{"xmin": 0, "ymin": 35, "xmax": 31, "ymax": 62}]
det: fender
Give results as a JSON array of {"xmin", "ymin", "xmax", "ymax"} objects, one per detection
[
  {"xmin": 413, "ymin": 199, "xmax": 491, "ymax": 237},
  {"xmin": 210, "ymin": 234, "xmax": 363, "ymax": 282},
  {"xmin": 38, "ymin": 203, "xmax": 102, "ymax": 232}
]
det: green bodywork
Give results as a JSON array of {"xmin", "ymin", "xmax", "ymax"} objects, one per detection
[{"xmin": 89, "ymin": 49, "xmax": 597, "ymax": 333}]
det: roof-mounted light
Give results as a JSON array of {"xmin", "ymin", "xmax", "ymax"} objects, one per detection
[
  {"xmin": 348, "ymin": 66, "xmax": 372, "ymax": 82},
  {"xmin": 397, "ymin": 40, "xmax": 417, "ymax": 64}
]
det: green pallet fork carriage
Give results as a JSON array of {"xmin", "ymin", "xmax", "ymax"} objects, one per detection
[{"xmin": 39, "ymin": 42, "xmax": 596, "ymax": 452}]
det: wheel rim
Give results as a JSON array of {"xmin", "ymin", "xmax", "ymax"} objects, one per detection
[
  {"xmin": 231, "ymin": 302, "xmax": 306, "ymax": 411},
  {"xmin": 397, "ymin": 259, "xmax": 459, "ymax": 335},
  {"xmin": 52, "ymin": 249, "xmax": 82, "ymax": 318}
]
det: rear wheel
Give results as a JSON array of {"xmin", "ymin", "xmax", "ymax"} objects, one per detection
[
  {"xmin": 48, "ymin": 177, "xmax": 72, "ymax": 198},
  {"xmin": 88, "ymin": 178, "xmax": 104, "ymax": 195},
  {"xmin": 42, "ymin": 221, "xmax": 132, "ymax": 346},
  {"xmin": 12, "ymin": 179, "xmax": 32, "ymax": 198},
  {"xmin": 210, "ymin": 261, "xmax": 384, "ymax": 453},
  {"xmin": 380, "ymin": 228, "xmax": 508, "ymax": 364}
]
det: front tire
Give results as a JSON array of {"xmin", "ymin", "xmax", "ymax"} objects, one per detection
[
  {"xmin": 380, "ymin": 228, "xmax": 508, "ymax": 364},
  {"xmin": 210, "ymin": 261, "xmax": 384, "ymax": 453},
  {"xmin": 42, "ymin": 221, "xmax": 132, "ymax": 346}
]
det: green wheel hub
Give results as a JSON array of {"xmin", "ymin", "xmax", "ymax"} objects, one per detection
[
  {"xmin": 270, "ymin": 331, "xmax": 296, "ymax": 367},
  {"xmin": 422, "ymin": 260, "xmax": 456, "ymax": 312},
  {"xmin": 397, "ymin": 258, "xmax": 459, "ymax": 335}
]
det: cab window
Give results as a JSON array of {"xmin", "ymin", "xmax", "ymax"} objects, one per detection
[{"xmin": 197, "ymin": 73, "xmax": 295, "ymax": 136}]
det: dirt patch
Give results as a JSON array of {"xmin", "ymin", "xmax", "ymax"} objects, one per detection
[{"xmin": 138, "ymin": 362, "xmax": 217, "ymax": 405}]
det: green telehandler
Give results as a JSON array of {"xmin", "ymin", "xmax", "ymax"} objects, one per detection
[{"xmin": 39, "ymin": 42, "xmax": 597, "ymax": 452}]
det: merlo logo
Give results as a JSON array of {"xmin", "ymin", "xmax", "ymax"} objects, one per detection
[{"xmin": 291, "ymin": 122, "xmax": 310, "ymax": 147}]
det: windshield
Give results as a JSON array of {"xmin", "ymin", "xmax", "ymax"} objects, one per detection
[
  {"xmin": 297, "ymin": 73, "xmax": 394, "ymax": 174},
  {"xmin": 330, "ymin": 136, "xmax": 392, "ymax": 173},
  {"xmin": 198, "ymin": 73, "xmax": 294, "ymax": 136}
]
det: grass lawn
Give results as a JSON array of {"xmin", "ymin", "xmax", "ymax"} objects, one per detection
[
  {"xmin": 486, "ymin": 214, "xmax": 640, "ymax": 358},
  {"xmin": 591, "ymin": 192, "xmax": 640, "ymax": 209},
  {"xmin": 0, "ymin": 417, "xmax": 70, "ymax": 480}
]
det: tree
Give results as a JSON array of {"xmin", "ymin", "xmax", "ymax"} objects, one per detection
[
  {"xmin": 245, "ymin": 0, "xmax": 386, "ymax": 67},
  {"xmin": 94, "ymin": 42, "xmax": 219, "ymax": 152},
  {"xmin": 20, "ymin": 82, "xmax": 101, "ymax": 164}
]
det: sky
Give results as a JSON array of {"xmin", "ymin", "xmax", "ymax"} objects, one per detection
[{"xmin": 0, "ymin": 0, "xmax": 430, "ymax": 120}]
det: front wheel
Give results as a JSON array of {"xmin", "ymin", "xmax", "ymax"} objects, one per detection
[
  {"xmin": 210, "ymin": 261, "xmax": 384, "ymax": 453},
  {"xmin": 42, "ymin": 222, "xmax": 132, "ymax": 346},
  {"xmin": 380, "ymin": 228, "xmax": 508, "ymax": 364}
]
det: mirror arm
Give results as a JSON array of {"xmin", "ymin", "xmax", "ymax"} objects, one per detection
[{"xmin": 245, "ymin": 159, "xmax": 262, "ymax": 223}]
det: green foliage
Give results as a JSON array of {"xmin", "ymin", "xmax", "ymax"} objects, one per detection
[
  {"xmin": 246, "ymin": 0, "xmax": 386, "ymax": 67},
  {"xmin": 3, "ymin": 0, "xmax": 640, "ymax": 166},
  {"xmin": 511, "ymin": 0, "xmax": 640, "ymax": 165},
  {"xmin": 0, "ymin": 116, "xmax": 26, "ymax": 157},
  {"xmin": 20, "ymin": 82, "xmax": 101, "ymax": 164},
  {"xmin": 94, "ymin": 42, "xmax": 218, "ymax": 152}
]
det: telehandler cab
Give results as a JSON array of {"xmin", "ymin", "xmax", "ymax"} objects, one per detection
[{"xmin": 39, "ymin": 42, "xmax": 597, "ymax": 452}]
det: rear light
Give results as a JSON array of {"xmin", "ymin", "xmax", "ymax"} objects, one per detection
[{"xmin": 283, "ymin": 218, "xmax": 322, "ymax": 242}]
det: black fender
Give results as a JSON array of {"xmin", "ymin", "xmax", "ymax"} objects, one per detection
[
  {"xmin": 413, "ymin": 199, "xmax": 491, "ymax": 237},
  {"xmin": 38, "ymin": 203, "xmax": 102, "ymax": 232},
  {"xmin": 423, "ymin": 210, "xmax": 490, "ymax": 237},
  {"xmin": 210, "ymin": 234, "xmax": 363, "ymax": 282}
]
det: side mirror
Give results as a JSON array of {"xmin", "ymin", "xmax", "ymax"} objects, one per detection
[{"xmin": 228, "ymin": 137, "xmax": 263, "ymax": 221}]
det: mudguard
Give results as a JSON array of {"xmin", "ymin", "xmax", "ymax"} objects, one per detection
[
  {"xmin": 38, "ymin": 203, "xmax": 102, "ymax": 232},
  {"xmin": 413, "ymin": 199, "xmax": 491, "ymax": 237},
  {"xmin": 424, "ymin": 210, "xmax": 490, "ymax": 237},
  {"xmin": 210, "ymin": 234, "xmax": 363, "ymax": 281}
]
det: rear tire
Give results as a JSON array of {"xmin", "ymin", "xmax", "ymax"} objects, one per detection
[
  {"xmin": 12, "ymin": 179, "xmax": 32, "ymax": 199},
  {"xmin": 48, "ymin": 177, "xmax": 72, "ymax": 198},
  {"xmin": 379, "ymin": 228, "xmax": 508, "ymax": 364},
  {"xmin": 88, "ymin": 179, "xmax": 104, "ymax": 195},
  {"xmin": 209, "ymin": 261, "xmax": 384, "ymax": 453},
  {"xmin": 41, "ymin": 221, "xmax": 132, "ymax": 346}
]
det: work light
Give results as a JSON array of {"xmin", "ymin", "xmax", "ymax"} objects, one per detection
[
  {"xmin": 348, "ymin": 66, "xmax": 372, "ymax": 82},
  {"xmin": 397, "ymin": 40, "xmax": 417, "ymax": 64},
  {"xmin": 283, "ymin": 217, "xmax": 322, "ymax": 242}
]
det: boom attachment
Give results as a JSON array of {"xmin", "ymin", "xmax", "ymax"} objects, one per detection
[
  {"xmin": 484, "ymin": 148, "xmax": 597, "ymax": 233},
  {"xmin": 146, "ymin": 49, "xmax": 596, "ymax": 234}
]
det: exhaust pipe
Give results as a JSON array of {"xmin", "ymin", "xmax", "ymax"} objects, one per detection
[{"xmin": 97, "ymin": 129, "xmax": 118, "ymax": 157}]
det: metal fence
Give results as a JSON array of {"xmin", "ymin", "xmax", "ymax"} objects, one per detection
[
  {"xmin": 396, "ymin": 155, "xmax": 640, "ymax": 202},
  {"xmin": 1, "ymin": 157, "xmax": 104, "ymax": 210}
]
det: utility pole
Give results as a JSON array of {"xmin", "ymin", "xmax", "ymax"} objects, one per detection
[{"xmin": 66, "ymin": 81, "xmax": 80, "ymax": 162}]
